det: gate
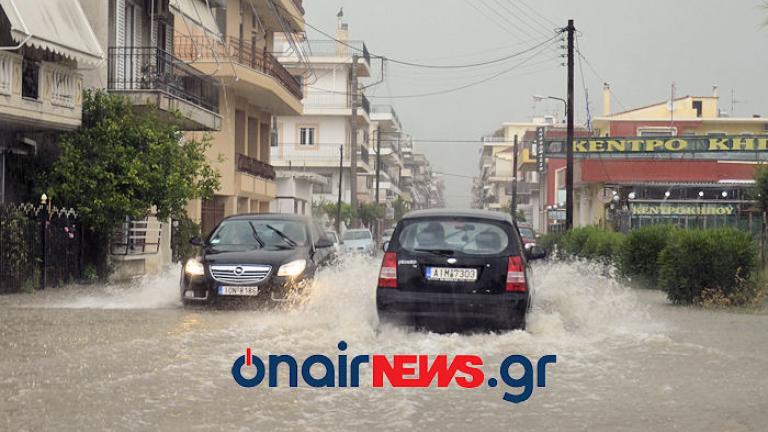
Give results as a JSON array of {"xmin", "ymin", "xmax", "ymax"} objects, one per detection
[{"xmin": 0, "ymin": 203, "xmax": 82, "ymax": 293}]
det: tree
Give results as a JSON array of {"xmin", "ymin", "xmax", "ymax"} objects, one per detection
[
  {"xmin": 392, "ymin": 196, "xmax": 410, "ymax": 221},
  {"xmin": 49, "ymin": 90, "xmax": 220, "ymax": 274},
  {"xmin": 502, "ymin": 200, "xmax": 527, "ymax": 222},
  {"xmin": 313, "ymin": 200, "xmax": 355, "ymax": 229},
  {"xmin": 357, "ymin": 202, "xmax": 384, "ymax": 228}
]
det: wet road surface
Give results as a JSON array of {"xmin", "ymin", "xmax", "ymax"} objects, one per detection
[{"xmin": 1, "ymin": 257, "xmax": 767, "ymax": 431}]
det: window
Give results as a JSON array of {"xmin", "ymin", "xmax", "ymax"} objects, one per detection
[
  {"xmin": 692, "ymin": 100, "xmax": 703, "ymax": 118},
  {"xmin": 638, "ymin": 127, "xmax": 676, "ymax": 137},
  {"xmin": 300, "ymin": 127, "xmax": 316, "ymax": 146}
]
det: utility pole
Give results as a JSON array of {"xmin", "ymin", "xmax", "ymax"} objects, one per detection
[
  {"xmin": 349, "ymin": 54, "xmax": 359, "ymax": 226},
  {"xmin": 336, "ymin": 144, "xmax": 343, "ymax": 234},
  {"xmin": 375, "ymin": 127, "xmax": 381, "ymax": 206},
  {"xmin": 511, "ymin": 134, "xmax": 518, "ymax": 220},
  {"xmin": 565, "ymin": 19, "xmax": 575, "ymax": 231}
]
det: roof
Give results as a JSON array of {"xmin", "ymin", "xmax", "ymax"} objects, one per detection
[
  {"xmin": 0, "ymin": 0, "xmax": 104, "ymax": 65},
  {"xmin": 224, "ymin": 213, "xmax": 310, "ymax": 222},
  {"xmin": 604, "ymin": 95, "xmax": 717, "ymax": 118},
  {"xmin": 402, "ymin": 208, "xmax": 513, "ymax": 223}
]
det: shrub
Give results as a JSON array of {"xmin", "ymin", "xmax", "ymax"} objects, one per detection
[
  {"xmin": 658, "ymin": 228, "xmax": 757, "ymax": 305},
  {"xmin": 557, "ymin": 226, "xmax": 623, "ymax": 262},
  {"xmin": 618, "ymin": 224, "xmax": 678, "ymax": 287},
  {"xmin": 537, "ymin": 232, "xmax": 563, "ymax": 256},
  {"xmin": 579, "ymin": 229, "xmax": 624, "ymax": 264}
]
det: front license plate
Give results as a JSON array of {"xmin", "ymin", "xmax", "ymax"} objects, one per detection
[
  {"xmin": 425, "ymin": 267, "xmax": 478, "ymax": 282},
  {"xmin": 218, "ymin": 286, "xmax": 260, "ymax": 296}
]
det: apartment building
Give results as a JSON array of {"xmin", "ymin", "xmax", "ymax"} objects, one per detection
[
  {"xmin": 172, "ymin": 0, "xmax": 306, "ymax": 235},
  {"xmin": 271, "ymin": 18, "xmax": 372, "ymax": 207},
  {"xmin": 369, "ymin": 105, "xmax": 405, "ymax": 206},
  {"xmin": 0, "ymin": 0, "xmax": 104, "ymax": 203}
]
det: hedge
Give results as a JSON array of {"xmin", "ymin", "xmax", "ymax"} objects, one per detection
[
  {"xmin": 618, "ymin": 224, "xmax": 679, "ymax": 286},
  {"xmin": 544, "ymin": 224, "xmax": 761, "ymax": 306},
  {"xmin": 658, "ymin": 228, "xmax": 757, "ymax": 305}
]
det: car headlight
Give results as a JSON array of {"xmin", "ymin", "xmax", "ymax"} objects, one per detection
[
  {"xmin": 277, "ymin": 259, "xmax": 306, "ymax": 277},
  {"xmin": 184, "ymin": 258, "xmax": 205, "ymax": 276}
]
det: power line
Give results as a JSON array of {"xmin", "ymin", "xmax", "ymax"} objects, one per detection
[
  {"xmin": 369, "ymin": 40, "xmax": 559, "ymax": 99},
  {"xmin": 268, "ymin": 0, "xmax": 564, "ymax": 70}
]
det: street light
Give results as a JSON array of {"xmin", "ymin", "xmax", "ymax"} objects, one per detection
[{"xmin": 533, "ymin": 95, "xmax": 567, "ymax": 117}]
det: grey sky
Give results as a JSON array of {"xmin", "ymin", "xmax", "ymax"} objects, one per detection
[{"xmin": 304, "ymin": 0, "xmax": 768, "ymax": 208}]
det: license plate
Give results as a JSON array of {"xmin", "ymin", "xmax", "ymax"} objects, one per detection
[
  {"xmin": 218, "ymin": 286, "xmax": 260, "ymax": 296},
  {"xmin": 425, "ymin": 267, "xmax": 478, "ymax": 282}
]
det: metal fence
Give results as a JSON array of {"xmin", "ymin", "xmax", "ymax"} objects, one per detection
[
  {"xmin": 108, "ymin": 46, "xmax": 220, "ymax": 113},
  {"xmin": 0, "ymin": 203, "xmax": 82, "ymax": 294}
]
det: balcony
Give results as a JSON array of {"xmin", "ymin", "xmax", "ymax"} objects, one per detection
[
  {"xmin": 175, "ymin": 36, "xmax": 303, "ymax": 115},
  {"xmin": 236, "ymin": 153, "xmax": 276, "ymax": 180},
  {"xmin": 107, "ymin": 47, "xmax": 221, "ymax": 131},
  {"xmin": 370, "ymin": 105, "xmax": 402, "ymax": 131},
  {"xmin": 279, "ymin": 39, "xmax": 371, "ymax": 78},
  {"xmin": 235, "ymin": 153, "xmax": 277, "ymax": 199},
  {"xmin": 0, "ymin": 51, "xmax": 83, "ymax": 131}
]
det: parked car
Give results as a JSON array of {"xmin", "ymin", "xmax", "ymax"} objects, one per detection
[
  {"xmin": 181, "ymin": 214, "xmax": 335, "ymax": 305},
  {"xmin": 325, "ymin": 230, "xmax": 342, "ymax": 253},
  {"xmin": 341, "ymin": 228, "xmax": 376, "ymax": 255},
  {"xmin": 376, "ymin": 209, "xmax": 546, "ymax": 331},
  {"xmin": 517, "ymin": 223, "xmax": 538, "ymax": 251}
]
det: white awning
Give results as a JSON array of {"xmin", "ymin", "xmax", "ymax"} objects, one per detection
[
  {"xmin": 0, "ymin": 0, "xmax": 104, "ymax": 65},
  {"xmin": 170, "ymin": 0, "xmax": 222, "ymax": 40}
]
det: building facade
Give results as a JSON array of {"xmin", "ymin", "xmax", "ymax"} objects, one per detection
[{"xmin": 271, "ymin": 18, "xmax": 371, "ymax": 209}]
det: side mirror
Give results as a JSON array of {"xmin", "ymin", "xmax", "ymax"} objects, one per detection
[
  {"xmin": 382, "ymin": 241, "xmax": 390, "ymax": 252},
  {"xmin": 315, "ymin": 238, "xmax": 333, "ymax": 249},
  {"xmin": 525, "ymin": 245, "xmax": 546, "ymax": 261},
  {"xmin": 190, "ymin": 236, "xmax": 203, "ymax": 246}
]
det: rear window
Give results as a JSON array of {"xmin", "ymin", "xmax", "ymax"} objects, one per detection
[
  {"xmin": 342, "ymin": 230, "xmax": 372, "ymax": 241},
  {"xmin": 397, "ymin": 219, "xmax": 513, "ymax": 256}
]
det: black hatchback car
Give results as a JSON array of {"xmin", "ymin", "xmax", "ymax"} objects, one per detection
[
  {"xmin": 181, "ymin": 214, "xmax": 335, "ymax": 305},
  {"xmin": 376, "ymin": 209, "xmax": 546, "ymax": 330}
]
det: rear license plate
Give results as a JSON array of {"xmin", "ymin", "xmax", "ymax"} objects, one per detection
[
  {"xmin": 425, "ymin": 267, "xmax": 478, "ymax": 282},
  {"xmin": 218, "ymin": 286, "xmax": 260, "ymax": 296}
]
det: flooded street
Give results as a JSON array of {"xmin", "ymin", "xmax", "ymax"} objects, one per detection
[{"xmin": 1, "ymin": 257, "xmax": 767, "ymax": 431}]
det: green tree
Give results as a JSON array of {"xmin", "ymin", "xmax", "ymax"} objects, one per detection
[
  {"xmin": 502, "ymin": 200, "xmax": 527, "ymax": 222},
  {"xmin": 392, "ymin": 196, "xmax": 410, "ymax": 221},
  {"xmin": 358, "ymin": 202, "xmax": 384, "ymax": 228},
  {"xmin": 49, "ymin": 90, "xmax": 220, "ymax": 274},
  {"xmin": 313, "ymin": 200, "xmax": 355, "ymax": 228}
]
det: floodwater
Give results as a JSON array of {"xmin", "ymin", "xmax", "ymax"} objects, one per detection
[{"xmin": 1, "ymin": 257, "xmax": 767, "ymax": 431}]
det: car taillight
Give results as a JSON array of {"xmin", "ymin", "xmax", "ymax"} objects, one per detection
[
  {"xmin": 378, "ymin": 251, "xmax": 398, "ymax": 288},
  {"xmin": 506, "ymin": 255, "xmax": 526, "ymax": 292}
]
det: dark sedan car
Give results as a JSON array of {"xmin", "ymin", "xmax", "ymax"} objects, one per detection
[
  {"xmin": 376, "ymin": 209, "xmax": 545, "ymax": 331},
  {"xmin": 181, "ymin": 214, "xmax": 335, "ymax": 305}
]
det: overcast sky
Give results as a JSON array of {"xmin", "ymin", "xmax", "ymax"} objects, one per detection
[{"xmin": 303, "ymin": 0, "xmax": 768, "ymax": 208}]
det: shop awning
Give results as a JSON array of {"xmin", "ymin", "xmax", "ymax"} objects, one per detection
[
  {"xmin": 0, "ymin": 0, "xmax": 104, "ymax": 65},
  {"xmin": 170, "ymin": 0, "xmax": 222, "ymax": 40}
]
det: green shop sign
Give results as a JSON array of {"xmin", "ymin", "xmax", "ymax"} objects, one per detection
[
  {"xmin": 630, "ymin": 203, "xmax": 736, "ymax": 216},
  {"xmin": 544, "ymin": 135, "xmax": 768, "ymax": 156}
]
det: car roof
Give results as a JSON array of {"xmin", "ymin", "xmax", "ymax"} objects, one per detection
[
  {"xmin": 401, "ymin": 208, "xmax": 514, "ymax": 223},
  {"xmin": 221, "ymin": 213, "xmax": 311, "ymax": 222}
]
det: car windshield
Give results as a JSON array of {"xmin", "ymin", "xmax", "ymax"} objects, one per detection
[
  {"xmin": 208, "ymin": 219, "xmax": 307, "ymax": 251},
  {"xmin": 397, "ymin": 219, "xmax": 511, "ymax": 256},
  {"xmin": 519, "ymin": 227, "xmax": 535, "ymax": 239},
  {"xmin": 342, "ymin": 230, "xmax": 372, "ymax": 241}
]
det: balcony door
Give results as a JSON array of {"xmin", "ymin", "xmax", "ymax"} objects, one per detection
[{"xmin": 114, "ymin": 0, "xmax": 144, "ymax": 90}]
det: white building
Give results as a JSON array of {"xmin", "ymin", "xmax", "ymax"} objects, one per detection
[{"xmin": 271, "ymin": 19, "xmax": 372, "ymax": 207}]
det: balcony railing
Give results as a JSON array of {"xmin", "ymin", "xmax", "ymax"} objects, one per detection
[
  {"xmin": 236, "ymin": 153, "xmax": 276, "ymax": 180},
  {"xmin": 108, "ymin": 47, "xmax": 220, "ymax": 113},
  {"xmin": 174, "ymin": 36, "xmax": 303, "ymax": 100},
  {"xmin": 371, "ymin": 105, "xmax": 401, "ymax": 127},
  {"xmin": 301, "ymin": 40, "xmax": 371, "ymax": 66}
]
